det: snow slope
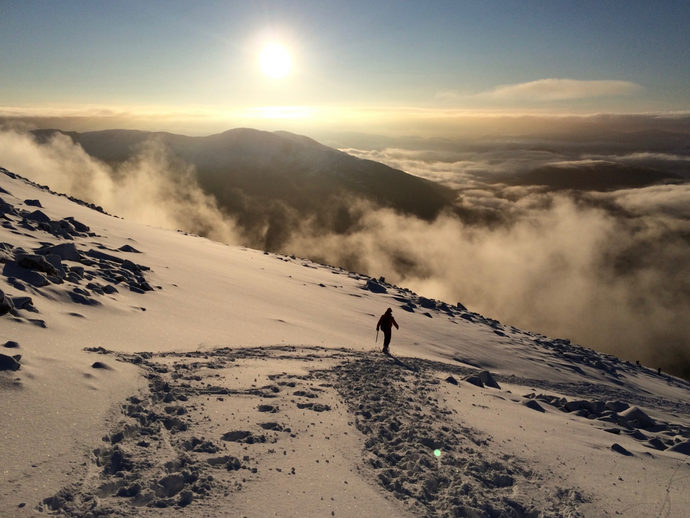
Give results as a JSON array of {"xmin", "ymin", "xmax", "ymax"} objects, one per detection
[{"xmin": 1, "ymin": 167, "xmax": 690, "ymax": 517}]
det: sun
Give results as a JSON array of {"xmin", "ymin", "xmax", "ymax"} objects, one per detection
[{"xmin": 259, "ymin": 43, "xmax": 292, "ymax": 79}]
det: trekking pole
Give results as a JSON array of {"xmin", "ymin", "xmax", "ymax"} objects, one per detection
[{"xmin": 376, "ymin": 329, "xmax": 379, "ymax": 343}]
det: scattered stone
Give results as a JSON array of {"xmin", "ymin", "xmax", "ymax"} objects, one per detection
[
  {"xmin": 463, "ymin": 375, "xmax": 484, "ymax": 388},
  {"xmin": 365, "ymin": 280, "xmax": 387, "ymax": 294},
  {"xmin": 619, "ymin": 406, "xmax": 656, "ymax": 429},
  {"xmin": 667, "ymin": 440, "xmax": 690, "ymax": 456},
  {"xmin": 522, "ymin": 400, "xmax": 545, "ymax": 412},
  {"xmin": 478, "ymin": 370, "xmax": 500, "ymax": 389},
  {"xmin": 92, "ymin": 362, "xmax": 111, "ymax": 370},
  {"xmin": 444, "ymin": 375, "xmax": 458, "ymax": 385},
  {"xmin": 24, "ymin": 199, "xmax": 42, "ymax": 207},
  {"xmin": 0, "ymin": 289, "xmax": 15, "ymax": 316},
  {"xmin": 611, "ymin": 443, "xmax": 633, "ymax": 456},
  {"xmin": 45, "ymin": 243, "xmax": 81, "ymax": 262},
  {"xmin": 3, "ymin": 340, "xmax": 19, "ymax": 348},
  {"xmin": 0, "ymin": 353, "xmax": 21, "ymax": 371}
]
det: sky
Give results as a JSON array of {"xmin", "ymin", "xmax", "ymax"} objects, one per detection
[{"xmin": 1, "ymin": 0, "xmax": 690, "ymax": 137}]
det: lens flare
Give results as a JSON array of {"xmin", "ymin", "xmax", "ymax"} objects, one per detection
[{"xmin": 434, "ymin": 449, "xmax": 441, "ymax": 457}]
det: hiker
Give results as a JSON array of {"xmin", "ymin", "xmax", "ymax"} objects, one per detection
[{"xmin": 376, "ymin": 308, "xmax": 399, "ymax": 354}]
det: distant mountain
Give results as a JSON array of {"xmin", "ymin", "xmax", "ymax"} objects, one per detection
[
  {"xmin": 510, "ymin": 162, "xmax": 685, "ymax": 191},
  {"xmin": 32, "ymin": 128, "xmax": 456, "ymax": 248}
]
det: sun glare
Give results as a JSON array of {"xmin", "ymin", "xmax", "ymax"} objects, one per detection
[{"xmin": 259, "ymin": 43, "xmax": 292, "ymax": 79}]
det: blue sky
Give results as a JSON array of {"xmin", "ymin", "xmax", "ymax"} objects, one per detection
[{"xmin": 1, "ymin": 1, "xmax": 689, "ymax": 135}]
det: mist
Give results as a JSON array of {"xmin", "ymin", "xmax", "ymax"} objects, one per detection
[
  {"xmin": 0, "ymin": 130, "xmax": 239, "ymax": 244},
  {"xmin": 1, "ymin": 129, "xmax": 690, "ymax": 379}
]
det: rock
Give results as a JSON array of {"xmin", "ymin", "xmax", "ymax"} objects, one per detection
[
  {"xmin": 15, "ymin": 253, "xmax": 57, "ymax": 275},
  {"xmin": 46, "ymin": 243, "xmax": 81, "ymax": 262},
  {"xmin": 24, "ymin": 199, "xmax": 42, "ymax": 207},
  {"xmin": 43, "ymin": 254, "xmax": 66, "ymax": 278},
  {"xmin": 619, "ymin": 406, "xmax": 656, "ymax": 428},
  {"xmin": 463, "ymin": 375, "xmax": 484, "ymax": 388},
  {"xmin": 605, "ymin": 401, "xmax": 630, "ymax": 413},
  {"xmin": 86, "ymin": 249, "xmax": 124, "ymax": 264},
  {"xmin": 119, "ymin": 244, "xmax": 141, "ymax": 253},
  {"xmin": 3, "ymin": 340, "xmax": 19, "ymax": 348},
  {"xmin": 522, "ymin": 400, "xmax": 545, "ymax": 412},
  {"xmin": 365, "ymin": 280, "xmax": 387, "ymax": 293},
  {"xmin": 11, "ymin": 296, "xmax": 37, "ymax": 312},
  {"xmin": 644, "ymin": 438, "xmax": 668, "ymax": 451},
  {"xmin": 122, "ymin": 259, "xmax": 140, "ymax": 272},
  {"xmin": 611, "ymin": 443, "xmax": 633, "ymax": 456},
  {"xmin": 92, "ymin": 362, "xmax": 111, "ymax": 370},
  {"xmin": 25, "ymin": 210, "xmax": 51, "ymax": 223},
  {"xmin": 63, "ymin": 217, "xmax": 89, "ymax": 232},
  {"xmin": 0, "ymin": 289, "xmax": 15, "ymax": 316},
  {"xmin": 478, "ymin": 371, "xmax": 500, "ymax": 389},
  {"xmin": 667, "ymin": 440, "xmax": 690, "ymax": 456},
  {"xmin": 418, "ymin": 297, "xmax": 436, "ymax": 309},
  {"xmin": 178, "ymin": 489, "xmax": 193, "ymax": 507},
  {"xmin": 0, "ymin": 353, "xmax": 21, "ymax": 371},
  {"xmin": 156, "ymin": 473, "xmax": 186, "ymax": 498},
  {"xmin": 444, "ymin": 375, "xmax": 458, "ymax": 385},
  {"xmin": 564, "ymin": 400, "xmax": 587, "ymax": 412}
]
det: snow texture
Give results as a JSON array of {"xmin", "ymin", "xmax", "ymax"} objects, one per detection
[{"xmin": 1, "ymin": 166, "xmax": 690, "ymax": 517}]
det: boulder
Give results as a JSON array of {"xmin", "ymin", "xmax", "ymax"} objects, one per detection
[
  {"xmin": 463, "ymin": 375, "xmax": 484, "ymax": 388},
  {"xmin": 0, "ymin": 289, "xmax": 15, "ymax": 316},
  {"xmin": 668, "ymin": 440, "xmax": 690, "ymax": 456},
  {"xmin": 46, "ymin": 243, "xmax": 81, "ymax": 262},
  {"xmin": 25, "ymin": 210, "xmax": 51, "ymax": 223},
  {"xmin": 365, "ymin": 280, "xmax": 387, "ymax": 293},
  {"xmin": 478, "ymin": 370, "xmax": 501, "ymax": 389},
  {"xmin": 619, "ymin": 406, "xmax": 656, "ymax": 429},
  {"xmin": 605, "ymin": 401, "xmax": 630, "ymax": 413},
  {"xmin": 15, "ymin": 253, "xmax": 57, "ymax": 275},
  {"xmin": 0, "ymin": 353, "xmax": 21, "ymax": 371}
]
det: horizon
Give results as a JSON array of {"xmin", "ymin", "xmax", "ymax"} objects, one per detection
[{"xmin": 2, "ymin": 1, "xmax": 690, "ymax": 138}]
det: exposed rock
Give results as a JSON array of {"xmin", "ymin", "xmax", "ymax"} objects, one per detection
[
  {"xmin": 365, "ymin": 280, "xmax": 387, "ymax": 293},
  {"xmin": 610, "ymin": 443, "xmax": 633, "ymax": 456},
  {"xmin": 45, "ymin": 243, "xmax": 81, "ymax": 262},
  {"xmin": 522, "ymin": 400, "xmax": 545, "ymax": 412},
  {"xmin": 619, "ymin": 406, "xmax": 656, "ymax": 429},
  {"xmin": 0, "ymin": 289, "xmax": 15, "ymax": 316},
  {"xmin": 0, "ymin": 353, "xmax": 21, "ymax": 371},
  {"xmin": 25, "ymin": 210, "xmax": 51, "ymax": 223},
  {"xmin": 478, "ymin": 371, "xmax": 500, "ymax": 389},
  {"xmin": 463, "ymin": 375, "xmax": 484, "ymax": 388},
  {"xmin": 15, "ymin": 253, "xmax": 58, "ymax": 275}
]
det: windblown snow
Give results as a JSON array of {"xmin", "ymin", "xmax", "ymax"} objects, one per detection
[{"xmin": 1, "ymin": 166, "xmax": 689, "ymax": 517}]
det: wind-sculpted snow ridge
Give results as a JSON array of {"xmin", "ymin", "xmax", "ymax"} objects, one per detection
[
  {"xmin": 1, "ymin": 166, "xmax": 113, "ymax": 216},
  {"xmin": 41, "ymin": 345, "xmax": 588, "ymax": 517}
]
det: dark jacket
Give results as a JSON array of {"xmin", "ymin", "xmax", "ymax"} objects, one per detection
[{"xmin": 377, "ymin": 313, "xmax": 399, "ymax": 333}]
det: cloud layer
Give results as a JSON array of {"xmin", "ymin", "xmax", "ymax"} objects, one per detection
[{"xmin": 478, "ymin": 79, "xmax": 642, "ymax": 101}]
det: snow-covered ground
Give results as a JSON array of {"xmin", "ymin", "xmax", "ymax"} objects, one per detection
[{"xmin": 1, "ymin": 167, "xmax": 690, "ymax": 517}]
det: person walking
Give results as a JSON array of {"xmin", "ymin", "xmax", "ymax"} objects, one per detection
[{"xmin": 376, "ymin": 308, "xmax": 399, "ymax": 354}]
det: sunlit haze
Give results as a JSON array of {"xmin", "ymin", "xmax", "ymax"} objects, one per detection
[{"xmin": 1, "ymin": 1, "xmax": 689, "ymax": 135}]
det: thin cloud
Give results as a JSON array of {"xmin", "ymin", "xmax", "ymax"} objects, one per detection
[{"xmin": 478, "ymin": 79, "xmax": 642, "ymax": 101}]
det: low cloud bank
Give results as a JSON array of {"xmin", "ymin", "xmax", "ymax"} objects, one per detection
[
  {"xmin": 0, "ymin": 130, "xmax": 239, "ymax": 244},
  {"xmin": 2, "ymin": 130, "xmax": 690, "ymax": 379}
]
